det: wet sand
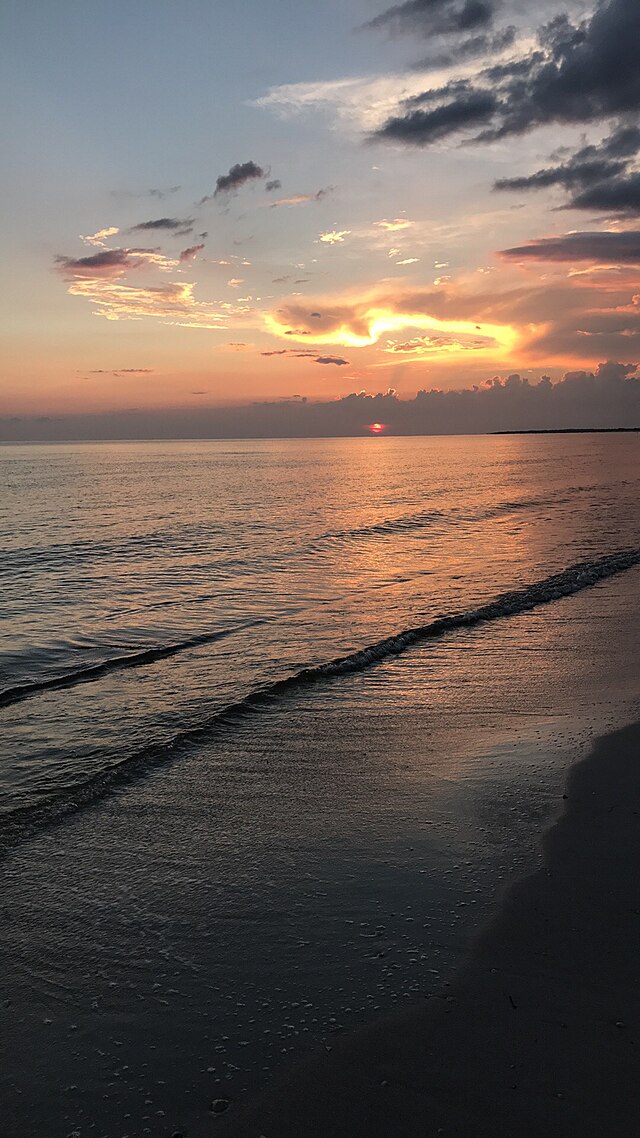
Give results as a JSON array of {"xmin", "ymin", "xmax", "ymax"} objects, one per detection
[
  {"xmin": 2, "ymin": 571, "xmax": 639, "ymax": 1137},
  {"xmin": 225, "ymin": 720, "xmax": 640, "ymax": 1137}
]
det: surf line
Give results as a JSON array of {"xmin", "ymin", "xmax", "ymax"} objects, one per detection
[{"xmin": 2, "ymin": 547, "xmax": 639, "ymax": 853}]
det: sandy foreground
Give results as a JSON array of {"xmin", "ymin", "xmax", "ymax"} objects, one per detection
[{"xmin": 223, "ymin": 721, "xmax": 640, "ymax": 1138}]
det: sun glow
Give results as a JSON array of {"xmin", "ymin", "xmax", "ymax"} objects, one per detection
[
  {"xmin": 367, "ymin": 422, "xmax": 386, "ymax": 434},
  {"xmin": 264, "ymin": 304, "xmax": 520, "ymax": 360}
]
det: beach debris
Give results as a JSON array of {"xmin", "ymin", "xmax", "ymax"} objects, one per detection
[{"xmin": 210, "ymin": 1097, "xmax": 231, "ymax": 1114}]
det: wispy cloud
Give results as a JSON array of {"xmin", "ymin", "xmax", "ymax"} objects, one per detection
[
  {"xmin": 259, "ymin": 348, "xmax": 350, "ymax": 365},
  {"xmin": 56, "ymin": 248, "xmax": 179, "ymax": 279},
  {"xmin": 499, "ymin": 231, "xmax": 640, "ymax": 265},
  {"xmin": 364, "ymin": 0, "xmax": 496, "ymax": 39},
  {"xmin": 148, "ymin": 185, "xmax": 181, "ymax": 199},
  {"xmin": 179, "ymin": 243, "xmax": 205, "ymax": 262},
  {"xmin": 374, "ymin": 218, "xmax": 415, "ymax": 231},
  {"xmin": 88, "ymin": 367, "xmax": 155, "ymax": 376},
  {"xmin": 65, "ymin": 278, "xmax": 245, "ymax": 328},
  {"xmin": 270, "ymin": 187, "xmax": 333, "ymax": 207},
  {"xmin": 129, "ymin": 217, "xmax": 194, "ymax": 235},
  {"xmin": 253, "ymin": 72, "xmax": 457, "ymax": 133},
  {"xmin": 80, "ymin": 226, "xmax": 120, "ymax": 248}
]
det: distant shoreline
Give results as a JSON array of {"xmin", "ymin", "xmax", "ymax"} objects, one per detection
[
  {"xmin": 492, "ymin": 427, "xmax": 640, "ymax": 435},
  {"xmin": 1, "ymin": 427, "xmax": 639, "ymax": 445}
]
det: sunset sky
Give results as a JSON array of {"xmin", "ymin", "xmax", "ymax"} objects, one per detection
[{"xmin": 2, "ymin": 0, "xmax": 640, "ymax": 432}]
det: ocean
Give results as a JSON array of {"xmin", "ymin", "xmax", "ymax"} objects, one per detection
[{"xmin": 2, "ymin": 433, "xmax": 640, "ymax": 1135}]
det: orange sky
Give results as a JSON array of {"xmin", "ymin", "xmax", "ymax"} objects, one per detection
[{"xmin": 2, "ymin": 0, "xmax": 639, "ymax": 427}]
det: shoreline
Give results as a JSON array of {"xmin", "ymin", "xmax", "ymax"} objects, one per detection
[
  {"xmin": 2, "ymin": 564, "xmax": 638, "ymax": 1137},
  {"xmin": 225, "ymin": 720, "xmax": 640, "ymax": 1137}
]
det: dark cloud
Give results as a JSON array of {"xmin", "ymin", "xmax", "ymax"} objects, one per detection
[
  {"xmin": 5, "ymin": 363, "xmax": 639, "ymax": 440},
  {"xmin": 55, "ymin": 249, "xmax": 132, "ymax": 279},
  {"xmin": 55, "ymin": 247, "xmax": 173, "ymax": 280},
  {"xmin": 179, "ymin": 243, "xmax": 205, "ymax": 262},
  {"xmin": 261, "ymin": 349, "xmax": 317, "ymax": 357},
  {"xmin": 373, "ymin": 0, "xmax": 640, "ymax": 150},
  {"xmin": 365, "ymin": 0, "xmax": 495, "ymax": 38},
  {"xmin": 569, "ymin": 173, "xmax": 640, "ymax": 214},
  {"xmin": 412, "ymin": 26, "xmax": 516, "ymax": 69},
  {"xmin": 265, "ymin": 179, "xmax": 282, "ymax": 192},
  {"xmin": 256, "ymin": 348, "xmax": 346, "ymax": 361},
  {"xmin": 495, "ymin": 125, "xmax": 640, "ymax": 215},
  {"xmin": 499, "ymin": 230, "xmax": 640, "ymax": 264},
  {"xmin": 260, "ymin": 350, "xmax": 349, "ymax": 364},
  {"xmin": 200, "ymin": 161, "xmax": 266, "ymax": 203},
  {"xmin": 129, "ymin": 217, "xmax": 194, "ymax": 234},
  {"xmin": 377, "ymin": 88, "xmax": 497, "ymax": 143}
]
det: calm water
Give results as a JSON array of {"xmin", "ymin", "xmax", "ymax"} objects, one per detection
[
  {"xmin": 1, "ymin": 434, "xmax": 639, "ymax": 830},
  {"xmin": 3, "ymin": 434, "xmax": 640, "ymax": 1136}
]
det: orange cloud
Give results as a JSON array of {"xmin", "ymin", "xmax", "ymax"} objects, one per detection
[
  {"xmin": 374, "ymin": 219, "xmax": 414, "ymax": 231},
  {"xmin": 66, "ymin": 278, "xmax": 240, "ymax": 327},
  {"xmin": 265, "ymin": 287, "xmax": 521, "ymax": 359},
  {"xmin": 319, "ymin": 230, "xmax": 351, "ymax": 244},
  {"xmin": 56, "ymin": 247, "xmax": 177, "ymax": 280},
  {"xmin": 80, "ymin": 226, "xmax": 120, "ymax": 247}
]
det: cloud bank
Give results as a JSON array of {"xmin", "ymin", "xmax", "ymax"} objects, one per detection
[{"xmin": 4, "ymin": 363, "xmax": 638, "ymax": 441}]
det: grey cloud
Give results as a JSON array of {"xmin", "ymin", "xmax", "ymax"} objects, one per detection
[
  {"xmin": 365, "ymin": 0, "xmax": 495, "ymax": 38},
  {"xmin": 179, "ymin": 243, "xmax": 205, "ymax": 262},
  {"xmin": 412, "ymin": 25, "xmax": 516, "ymax": 69},
  {"xmin": 202, "ymin": 161, "xmax": 265, "ymax": 202},
  {"xmin": 377, "ymin": 89, "xmax": 497, "ymax": 143},
  {"xmin": 265, "ymin": 179, "xmax": 282, "ymax": 192},
  {"xmin": 374, "ymin": 0, "xmax": 640, "ymax": 151},
  {"xmin": 499, "ymin": 230, "xmax": 640, "ymax": 264},
  {"xmin": 55, "ymin": 249, "xmax": 132, "ymax": 278},
  {"xmin": 495, "ymin": 125, "xmax": 640, "ymax": 215},
  {"xmin": 315, "ymin": 356, "xmax": 350, "ymax": 366},
  {"xmin": 130, "ymin": 217, "xmax": 194, "ymax": 234},
  {"xmin": 569, "ymin": 173, "xmax": 640, "ymax": 214}
]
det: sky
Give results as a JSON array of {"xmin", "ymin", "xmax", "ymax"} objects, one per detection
[{"xmin": 2, "ymin": 0, "xmax": 640, "ymax": 437}]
